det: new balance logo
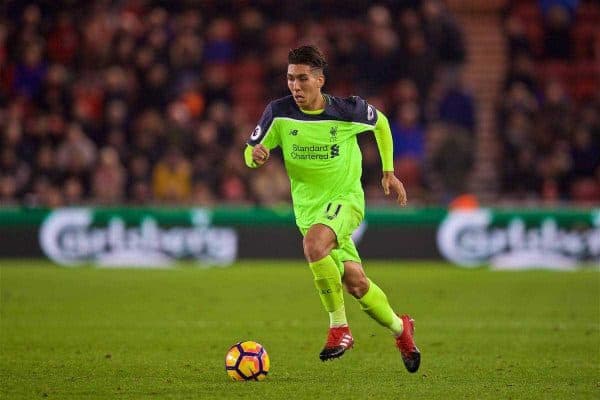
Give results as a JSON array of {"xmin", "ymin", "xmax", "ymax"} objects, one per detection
[
  {"xmin": 289, "ymin": 129, "xmax": 298, "ymax": 136},
  {"xmin": 330, "ymin": 144, "xmax": 339, "ymax": 158}
]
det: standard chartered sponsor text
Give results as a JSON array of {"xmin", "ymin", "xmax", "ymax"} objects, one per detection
[
  {"xmin": 291, "ymin": 144, "xmax": 331, "ymax": 159},
  {"xmin": 292, "ymin": 144, "xmax": 329, "ymax": 151}
]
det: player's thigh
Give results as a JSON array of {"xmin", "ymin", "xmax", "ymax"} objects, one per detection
[{"xmin": 303, "ymin": 223, "xmax": 337, "ymax": 259}]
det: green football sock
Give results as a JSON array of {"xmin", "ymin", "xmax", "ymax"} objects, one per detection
[
  {"xmin": 358, "ymin": 279, "xmax": 403, "ymax": 335},
  {"xmin": 329, "ymin": 304, "xmax": 347, "ymax": 327},
  {"xmin": 309, "ymin": 255, "xmax": 347, "ymax": 326}
]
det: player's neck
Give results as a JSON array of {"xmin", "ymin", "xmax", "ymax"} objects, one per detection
[{"xmin": 300, "ymin": 93, "xmax": 326, "ymax": 112}]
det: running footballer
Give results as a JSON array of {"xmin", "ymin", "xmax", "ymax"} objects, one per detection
[{"xmin": 244, "ymin": 45, "xmax": 420, "ymax": 372}]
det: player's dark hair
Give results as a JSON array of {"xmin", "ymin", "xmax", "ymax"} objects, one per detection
[{"xmin": 288, "ymin": 45, "xmax": 328, "ymax": 72}]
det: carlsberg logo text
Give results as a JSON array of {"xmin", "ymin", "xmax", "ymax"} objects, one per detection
[
  {"xmin": 437, "ymin": 210, "xmax": 600, "ymax": 267},
  {"xmin": 40, "ymin": 209, "xmax": 237, "ymax": 266}
]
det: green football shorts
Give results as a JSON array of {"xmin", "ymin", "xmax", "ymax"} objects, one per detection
[{"xmin": 300, "ymin": 197, "xmax": 364, "ymax": 276}]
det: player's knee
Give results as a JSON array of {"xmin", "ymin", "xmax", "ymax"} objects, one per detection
[
  {"xmin": 345, "ymin": 275, "xmax": 369, "ymax": 298},
  {"xmin": 303, "ymin": 235, "xmax": 329, "ymax": 262}
]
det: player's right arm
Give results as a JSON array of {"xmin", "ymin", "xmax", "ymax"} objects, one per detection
[
  {"xmin": 244, "ymin": 102, "xmax": 279, "ymax": 169},
  {"xmin": 244, "ymin": 144, "xmax": 270, "ymax": 168}
]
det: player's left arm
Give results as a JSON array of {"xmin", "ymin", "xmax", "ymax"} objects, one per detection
[
  {"xmin": 244, "ymin": 102, "xmax": 279, "ymax": 169},
  {"xmin": 373, "ymin": 110, "xmax": 407, "ymax": 206}
]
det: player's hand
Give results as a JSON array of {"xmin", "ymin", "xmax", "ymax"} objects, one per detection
[
  {"xmin": 252, "ymin": 144, "xmax": 270, "ymax": 166},
  {"xmin": 381, "ymin": 171, "xmax": 407, "ymax": 206}
]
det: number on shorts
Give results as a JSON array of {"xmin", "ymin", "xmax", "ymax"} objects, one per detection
[{"xmin": 325, "ymin": 203, "xmax": 342, "ymax": 220}]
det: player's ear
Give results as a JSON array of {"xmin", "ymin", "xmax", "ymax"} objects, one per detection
[{"xmin": 317, "ymin": 74, "xmax": 325, "ymax": 88}]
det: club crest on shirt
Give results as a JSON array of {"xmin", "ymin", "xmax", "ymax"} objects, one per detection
[{"xmin": 329, "ymin": 126, "xmax": 338, "ymax": 142}]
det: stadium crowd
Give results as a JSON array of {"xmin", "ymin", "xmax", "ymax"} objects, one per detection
[
  {"xmin": 0, "ymin": 0, "xmax": 597, "ymax": 207},
  {"xmin": 498, "ymin": 0, "xmax": 600, "ymax": 204}
]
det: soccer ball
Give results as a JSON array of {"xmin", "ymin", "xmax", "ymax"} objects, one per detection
[{"xmin": 225, "ymin": 341, "xmax": 270, "ymax": 381}]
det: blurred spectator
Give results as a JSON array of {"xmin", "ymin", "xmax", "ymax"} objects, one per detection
[
  {"xmin": 356, "ymin": 6, "xmax": 401, "ymax": 93},
  {"xmin": 391, "ymin": 102, "xmax": 425, "ymax": 162},
  {"xmin": 191, "ymin": 181, "xmax": 217, "ymax": 207},
  {"xmin": 434, "ymin": 76, "xmax": 476, "ymax": 133},
  {"xmin": 402, "ymin": 30, "xmax": 438, "ymax": 100},
  {"xmin": 139, "ymin": 63, "xmax": 170, "ymax": 110},
  {"xmin": 0, "ymin": 147, "xmax": 30, "ymax": 196},
  {"xmin": 249, "ymin": 161, "xmax": 290, "ymax": 206},
  {"xmin": 47, "ymin": 12, "xmax": 79, "ymax": 66},
  {"xmin": 152, "ymin": 146, "xmax": 192, "ymax": 202},
  {"xmin": 56, "ymin": 123, "xmax": 97, "ymax": 172},
  {"xmin": 92, "ymin": 147, "xmax": 126, "ymax": 204},
  {"xmin": 44, "ymin": 184, "xmax": 64, "ymax": 208},
  {"xmin": 539, "ymin": 0, "xmax": 580, "ymax": 15},
  {"xmin": 237, "ymin": 8, "xmax": 267, "ymax": 56},
  {"xmin": 203, "ymin": 18, "xmax": 235, "ymax": 64},
  {"xmin": 542, "ymin": 3, "xmax": 574, "ymax": 59},
  {"xmin": 190, "ymin": 120, "xmax": 222, "ymax": 181},
  {"xmin": 13, "ymin": 42, "xmax": 47, "ymax": 99},
  {"xmin": 26, "ymin": 176, "xmax": 64, "ymax": 207},
  {"xmin": 427, "ymin": 123, "xmax": 474, "ymax": 203},
  {"xmin": 391, "ymin": 100, "xmax": 427, "ymax": 200},
  {"xmin": 220, "ymin": 171, "xmax": 248, "ymax": 204},
  {"xmin": 63, "ymin": 177, "xmax": 85, "ymax": 205},
  {"xmin": 534, "ymin": 80, "xmax": 573, "ymax": 160},
  {"xmin": 504, "ymin": 14, "xmax": 533, "ymax": 58},
  {"xmin": 0, "ymin": 175, "xmax": 18, "ymax": 205},
  {"xmin": 130, "ymin": 181, "xmax": 152, "ymax": 205},
  {"xmin": 227, "ymin": 134, "xmax": 254, "ymax": 196},
  {"xmin": 30, "ymin": 144, "xmax": 61, "ymax": 186},
  {"xmin": 503, "ymin": 147, "xmax": 542, "ymax": 198},
  {"xmin": 504, "ymin": 53, "xmax": 537, "ymax": 93},
  {"xmin": 38, "ymin": 64, "xmax": 70, "ymax": 115},
  {"xmin": 568, "ymin": 126, "xmax": 600, "ymax": 196},
  {"xmin": 421, "ymin": 0, "xmax": 466, "ymax": 67},
  {"xmin": 127, "ymin": 153, "xmax": 151, "ymax": 189},
  {"xmin": 125, "ymin": 152, "xmax": 151, "ymax": 203}
]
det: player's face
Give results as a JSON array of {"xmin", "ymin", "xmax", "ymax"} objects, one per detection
[{"xmin": 287, "ymin": 64, "xmax": 324, "ymax": 110}]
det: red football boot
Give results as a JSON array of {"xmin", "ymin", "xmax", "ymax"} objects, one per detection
[
  {"xmin": 395, "ymin": 314, "xmax": 421, "ymax": 373},
  {"xmin": 319, "ymin": 326, "xmax": 354, "ymax": 361}
]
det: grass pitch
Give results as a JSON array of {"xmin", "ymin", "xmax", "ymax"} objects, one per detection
[{"xmin": 1, "ymin": 260, "xmax": 598, "ymax": 399}]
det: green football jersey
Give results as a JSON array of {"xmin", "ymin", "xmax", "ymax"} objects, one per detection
[{"xmin": 246, "ymin": 94, "xmax": 378, "ymax": 229}]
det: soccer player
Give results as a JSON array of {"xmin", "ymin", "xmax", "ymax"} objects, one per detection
[{"xmin": 244, "ymin": 45, "xmax": 420, "ymax": 373}]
